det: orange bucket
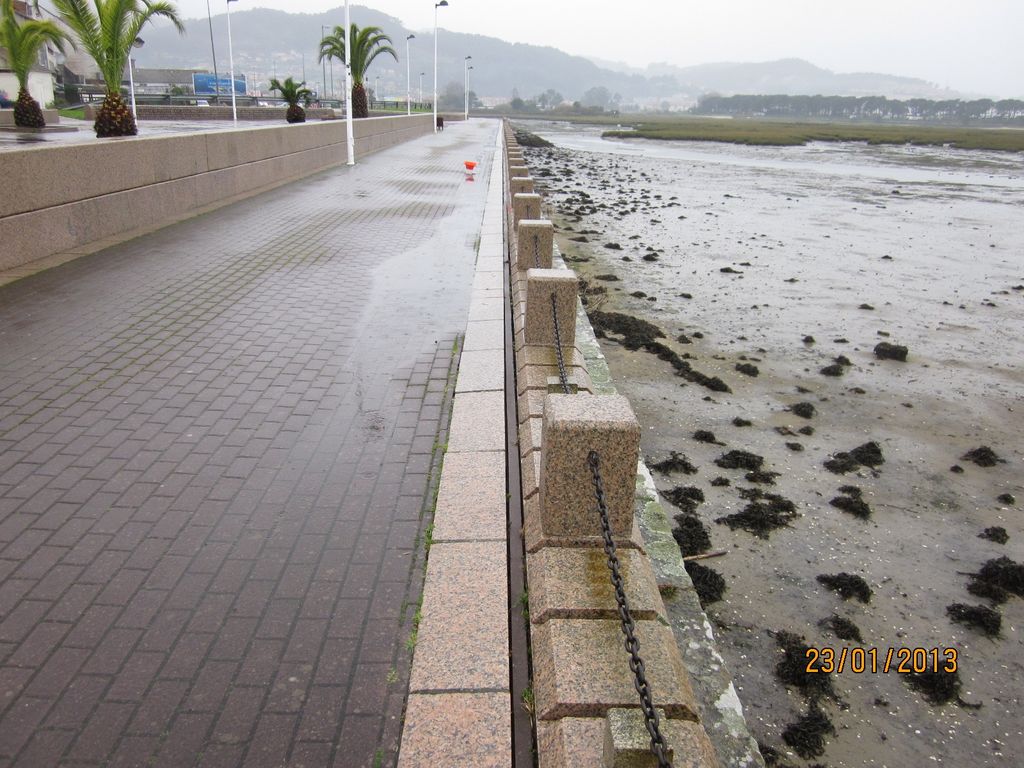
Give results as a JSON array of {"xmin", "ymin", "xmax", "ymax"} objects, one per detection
[{"xmin": 464, "ymin": 160, "xmax": 477, "ymax": 171}]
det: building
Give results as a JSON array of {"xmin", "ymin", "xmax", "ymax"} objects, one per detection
[{"xmin": 0, "ymin": 0, "xmax": 56, "ymax": 106}]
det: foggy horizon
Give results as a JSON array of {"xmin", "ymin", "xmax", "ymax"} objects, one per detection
[{"xmin": 156, "ymin": 0, "xmax": 1023, "ymax": 99}]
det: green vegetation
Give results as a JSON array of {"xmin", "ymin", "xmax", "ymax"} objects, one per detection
[
  {"xmin": 59, "ymin": 107, "xmax": 85, "ymax": 120},
  {"xmin": 599, "ymin": 116, "xmax": 1024, "ymax": 152},
  {"xmin": 319, "ymin": 23, "xmax": 396, "ymax": 119},
  {"xmin": 52, "ymin": 0, "xmax": 184, "ymax": 137},
  {"xmin": 268, "ymin": 77, "xmax": 312, "ymax": 123},
  {"xmin": 1, "ymin": 0, "xmax": 69, "ymax": 127}
]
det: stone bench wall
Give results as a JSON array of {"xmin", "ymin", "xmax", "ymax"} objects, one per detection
[{"xmin": 0, "ymin": 114, "xmax": 432, "ymax": 272}]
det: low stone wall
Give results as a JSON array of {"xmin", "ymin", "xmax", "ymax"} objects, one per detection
[
  {"xmin": 0, "ymin": 114, "xmax": 433, "ymax": 272},
  {"xmin": 82, "ymin": 104, "xmax": 339, "ymax": 122},
  {"xmin": 0, "ymin": 108, "xmax": 59, "ymax": 126},
  {"xmin": 503, "ymin": 123, "xmax": 754, "ymax": 767}
]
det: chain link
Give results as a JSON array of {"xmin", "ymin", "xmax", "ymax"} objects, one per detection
[
  {"xmin": 588, "ymin": 451, "xmax": 672, "ymax": 767},
  {"xmin": 551, "ymin": 294, "xmax": 571, "ymax": 395}
]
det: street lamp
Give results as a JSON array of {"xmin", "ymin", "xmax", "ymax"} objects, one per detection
[
  {"xmin": 321, "ymin": 24, "xmax": 328, "ymax": 104},
  {"xmin": 205, "ymin": 0, "xmax": 219, "ymax": 102},
  {"xmin": 344, "ymin": 0, "xmax": 354, "ymax": 164},
  {"xmin": 128, "ymin": 37, "xmax": 144, "ymax": 121},
  {"xmin": 226, "ymin": 0, "xmax": 239, "ymax": 124},
  {"xmin": 419, "ymin": 72, "xmax": 424, "ymax": 102},
  {"xmin": 463, "ymin": 55, "xmax": 471, "ymax": 121},
  {"xmin": 433, "ymin": 0, "xmax": 448, "ymax": 133},
  {"xmin": 405, "ymin": 34, "xmax": 415, "ymax": 116},
  {"xmin": 374, "ymin": 75, "xmax": 379, "ymax": 106}
]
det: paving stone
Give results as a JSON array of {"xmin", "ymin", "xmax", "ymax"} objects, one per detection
[
  {"xmin": 399, "ymin": 692, "xmax": 511, "ymax": 768},
  {"xmin": 432, "ymin": 452, "xmax": 506, "ymax": 542},
  {"xmin": 410, "ymin": 541, "xmax": 508, "ymax": 692}
]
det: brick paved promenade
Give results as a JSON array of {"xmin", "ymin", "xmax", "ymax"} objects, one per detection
[{"xmin": 0, "ymin": 119, "xmax": 498, "ymax": 767}]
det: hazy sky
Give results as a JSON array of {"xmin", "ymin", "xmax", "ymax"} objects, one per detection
[{"xmin": 173, "ymin": 1, "xmax": 1022, "ymax": 97}]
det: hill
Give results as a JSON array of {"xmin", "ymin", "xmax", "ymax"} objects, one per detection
[{"xmin": 136, "ymin": 5, "xmax": 963, "ymax": 104}]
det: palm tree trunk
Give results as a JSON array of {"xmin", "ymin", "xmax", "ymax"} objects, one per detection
[
  {"xmin": 94, "ymin": 93, "xmax": 137, "ymax": 138},
  {"xmin": 286, "ymin": 104, "xmax": 306, "ymax": 123},
  {"xmin": 352, "ymin": 83, "xmax": 368, "ymax": 119},
  {"xmin": 14, "ymin": 88, "xmax": 46, "ymax": 128}
]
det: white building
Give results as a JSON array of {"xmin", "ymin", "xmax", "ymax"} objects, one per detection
[{"xmin": 0, "ymin": 0, "xmax": 56, "ymax": 106}]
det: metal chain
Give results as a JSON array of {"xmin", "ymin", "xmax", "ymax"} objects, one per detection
[
  {"xmin": 551, "ymin": 294, "xmax": 571, "ymax": 395},
  {"xmin": 588, "ymin": 451, "xmax": 672, "ymax": 767}
]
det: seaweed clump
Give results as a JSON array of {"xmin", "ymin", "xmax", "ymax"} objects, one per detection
[
  {"xmin": 824, "ymin": 441, "xmax": 884, "ymax": 474},
  {"xmin": 790, "ymin": 402, "xmax": 816, "ymax": 419},
  {"xmin": 817, "ymin": 572, "xmax": 872, "ymax": 603},
  {"xmin": 588, "ymin": 310, "xmax": 662, "ymax": 347},
  {"xmin": 973, "ymin": 557, "xmax": 1024, "ymax": 598},
  {"xmin": 960, "ymin": 446, "xmax": 1004, "ymax": 467},
  {"xmin": 819, "ymin": 614, "xmax": 864, "ymax": 643},
  {"xmin": 946, "ymin": 603, "xmax": 1001, "ymax": 637},
  {"xmin": 829, "ymin": 486, "xmax": 872, "ymax": 519},
  {"xmin": 979, "ymin": 526, "xmax": 1008, "ymax": 544},
  {"xmin": 717, "ymin": 489, "xmax": 798, "ymax": 538},
  {"xmin": 672, "ymin": 515, "xmax": 711, "ymax": 558},
  {"xmin": 774, "ymin": 631, "xmax": 835, "ymax": 698},
  {"xmin": 662, "ymin": 485, "xmax": 704, "ymax": 514},
  {"xmin": 649, "ymin": 451, "xmax": 698, "ymax": 475},
  {"xmin": 904, "ymin": 669, "xmax": 963, "ymax": 706},
  {"xmin": 685, "ymin": 561, "xmax": 726, "ymax": 607},
  {"xmin": 715, "ymin": 450, "xmax": 764, "ymax": 471},
  {"xmin": 874, "ymin": 342, "xmax": 909, "ymax": 361},
  {"xmin": 782, "ymin": 703, "xmax": 836, "ymax": 759}
]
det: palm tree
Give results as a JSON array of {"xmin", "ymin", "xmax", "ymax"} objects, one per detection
[
  {"xmin": 51, "ymin": 0, "xmax": 184, "ymax": 137},
  {"xmin": 269, "ymin": 77, "xmax": 311, "ymax": 123},
  {"xmin": 318, "ymin": 23, "xmax": 396, "ymax": 119},
  {"xmin": 0, "ymin": 0, "xmax": 70, "ymax": 128}
]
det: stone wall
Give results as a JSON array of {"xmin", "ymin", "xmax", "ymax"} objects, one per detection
[
  {"xmin": 0, "ymin": 114, "xmax": 433, "ymax": 272},
  {"xmin": 0, "ymin": 108, "xmax": 60, "ymax": 126},
  {"xmin": 82, "ymin": 104, "xmax": 339, "ymax": 122}
]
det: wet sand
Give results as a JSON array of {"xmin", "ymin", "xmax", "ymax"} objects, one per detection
[{"xmin": 519, "ymin": 122, "xmax": 1023, "ymax": 767}]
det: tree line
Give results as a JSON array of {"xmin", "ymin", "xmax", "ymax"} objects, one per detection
[{"xmin": 693, "ymin": 94, "xmax": 1024, "ymax": 124}]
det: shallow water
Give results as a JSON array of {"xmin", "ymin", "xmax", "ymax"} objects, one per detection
[{"xmin": 522, "ymin": 122, "xmax": 1024, "ymax": 767}]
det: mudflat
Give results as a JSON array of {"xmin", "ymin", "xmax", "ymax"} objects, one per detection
[{"xmin": 520, "ymin": 122, "xmax": 1023, "ymax": 767}]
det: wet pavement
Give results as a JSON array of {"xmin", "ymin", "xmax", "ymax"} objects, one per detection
[
  {"xmin": 0, "ymin": 118, "xmax": 269, "ymax": 150},
  {"xmin": 0, "ymin": 119, "xmax": 497, "ymax": 767}
]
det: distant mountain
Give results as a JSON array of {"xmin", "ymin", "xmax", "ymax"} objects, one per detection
[
  {"xmin": 642, "ymin": 58, "xmax": 961, "ymax": 100},
  {"xmin": 137, "ymin": 5, "xmax": 672, "ymax": 103},
  {"xmin": 135, "ymin": 6, "xmax": 963, "ymax": 104}
]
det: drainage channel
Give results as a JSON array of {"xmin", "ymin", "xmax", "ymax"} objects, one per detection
[{"xmin": 505, "ymin": 169, "xmax": 535, "ymax": 766}]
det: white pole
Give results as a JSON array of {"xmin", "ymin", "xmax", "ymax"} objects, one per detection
[
  {"xmin": 128, "ymin": 56, "xmax": 137, "ymax": 118},
  {"xmin": 463, "ymin": 56, "xmax": 471, "ymax": 121},
  {"xmin": 406, "ymin": 35, "xmax": 413, "ymax": 116},
  {"xmin": 226, "ymin": 0, "xmax": 237, "ymax": 125},
  {"xmin": 345, "ymin": 0, "xmax": 355, "ymax": 165},
  {"xmin": 419, "ymin": 72, "xmax": 424, "ymax": 102},
  {"xmin": 432, "ymin": 2, "xmax": 449, "ymax": 130}
]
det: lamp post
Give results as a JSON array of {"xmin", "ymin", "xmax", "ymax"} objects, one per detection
[
  {"xmin": 226, "ymin": 0, "xmax": 238, "ymax": 124},
  {"xmin": 128, "ymin": 37, "xmax": 144, "ymax": 120},
  {"xmin": 463, "ymin": 55, "xmax": 471, "ymax": 121},
  {"xmin": 374, "ymin": 75, "xmax": 379, "ymax": 107},
  {"xmin": 344, "ymin": 0, "xmax": 354, "ymax": 164},
  {"xmin": 405, "ymin": 34, "xmax": 415, "ymax": 116},
  {"xmin": 205, "ymin": 0, "xmax": 219, "ymax": 102},
  {"xmin": 321, "ymin": 25, "xmax": 328, "ymax": 104},
  {"xmin": 419, "ymin": 72, "xmax": 424, "ymax": 102},
  {"xmin": 433, "ymin": 0, "xmax": 448, "ymax": 133}
]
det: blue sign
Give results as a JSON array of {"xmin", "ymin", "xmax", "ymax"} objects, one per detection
[{"xmin": 192, "ymin": 73, "xmax": 246, "ymax": 96}]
